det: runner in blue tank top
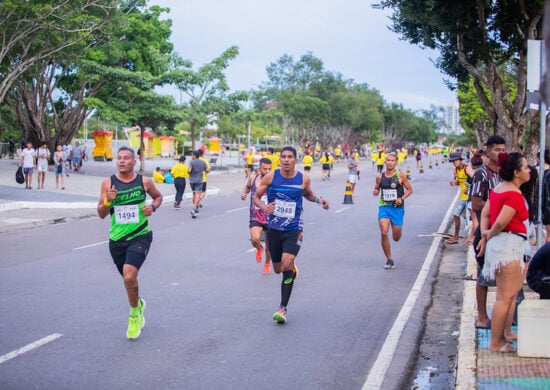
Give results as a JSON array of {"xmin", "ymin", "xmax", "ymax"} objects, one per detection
[{"xmin": 254, "ymin": 146, "xmax": 329, "ymax": 324}]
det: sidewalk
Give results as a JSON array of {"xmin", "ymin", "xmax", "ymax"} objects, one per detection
[
  {"xmin": 456, "ymin": 246, "xmax": 550, "ymax": 389},
  {"xmin": 0, "ymin": 157, "xmax": 227, "ymax": 231}
]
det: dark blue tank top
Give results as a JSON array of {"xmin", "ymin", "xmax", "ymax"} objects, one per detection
[{"xmin": 267, "ymin": 170, "xmax": 304, "ymax": 231}]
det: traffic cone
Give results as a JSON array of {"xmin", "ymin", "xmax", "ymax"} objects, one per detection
[
  {"xmin": 419, "ymin": 163, "xmax": 424, "ymax": 174},
  {"xmin": 435, "ymin": 159, "xmax": 439, "ymax": 166},
  {"xmin": 342, "ymin": 181, "xmax": 354, "ymax": 204},
  {"xmin": 406, "ymin": 166, "xmax": 411, "ymax": 180},
  {"xmin": 429, "ymin": 161, "xmax": 433, "ymax": 169}
]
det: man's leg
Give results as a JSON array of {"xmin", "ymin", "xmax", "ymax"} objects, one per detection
[
  {"xmin": 263, "ymin": 231, "xmax": 271, "ymax": 274},
  {"xmin": 250, "ymin": 226, "xmax": 263, "ymax": 262},
  {"xmin": 379, "ymin": 218, "xmax": 392, "ymax": 260},
  {"xmin": 123, "ymin": 264, "xmax": 140, "ymax": 308},
  {"xmin": 391, "ymin": 224, "xmax": 402, "ymax": 242}
]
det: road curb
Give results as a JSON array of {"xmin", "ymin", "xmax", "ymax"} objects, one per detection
[
  {"xmin": 455, "ymin": 245, "xmax": 477, "ymax": 389},
  {"xmin": 0, "ymin": 188, "xmax": 221, "ymax": 212}
]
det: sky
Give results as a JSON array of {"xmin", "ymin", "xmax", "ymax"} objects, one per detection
[{"xmin": 151, "ymin": 0, "xmax": 457, "ymax": 111}]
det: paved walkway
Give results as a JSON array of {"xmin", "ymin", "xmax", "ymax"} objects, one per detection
[
  {"xmin": 1, "ymin": 155, "xmax": 549, "ymax": 387},
  {"xmin": 456, "ymin": 246, "xmax": 550, "ymax": 389}
]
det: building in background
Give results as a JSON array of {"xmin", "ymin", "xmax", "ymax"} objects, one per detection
[{"xmin": 441, "ymin": 101, "xmax": 464, "ymax": 135}]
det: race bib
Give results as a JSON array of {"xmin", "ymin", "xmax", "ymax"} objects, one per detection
[
  {"xmin": 114, "ymin": 204, "xmax": 139, "ymax": 224},
  {"xmin": 260, "ymin": 194, "xmax": 268, "ymax": 205},
  {"xmin": 382, "ymin": 189, "xmax": 398, "ymax": 202},
  {"xmin": 274, "ymin": 199, "xmax": 296, "ymax": 219}
]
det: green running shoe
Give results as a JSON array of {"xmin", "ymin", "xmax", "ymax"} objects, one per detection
[
  {"xmin": 139, "ymin": 298, "xmax": 146, "ymax": 329},
  {"xmin": 273, "ymin": 306, "xmax": 287, "ymax": 324},
  {"xmin": 127, "ymin": 314, "xmax": 141, "ymax": 339}
]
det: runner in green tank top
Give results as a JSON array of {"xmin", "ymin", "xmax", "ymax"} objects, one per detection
[{"xmin": 97, "ymin": 146, "xmax": 163, "ymax": 339}]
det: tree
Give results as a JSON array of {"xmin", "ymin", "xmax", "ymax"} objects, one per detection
[
  {"xmin": 0, "ymin": 0, "xmax": 118, "ymax": 106},
  {"xmin": 375, "ymin": 0, "xmax": 544, "ymax": 150},
  {"xmin": 166, "ymin": 47, "xmax": 248, "ymax": 150},
  {"xmin": 6, "ymin": 2, "xmax": 175, "ymax": 160}
]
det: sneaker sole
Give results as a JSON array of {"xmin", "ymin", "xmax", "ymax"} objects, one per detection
[
  {"xmin": 140, "ymin": 299, "xmax": 146, "ymax": 329},
  {"xmin": 273, "ymin": 312, "xmax": 287, "ymax": 324}
]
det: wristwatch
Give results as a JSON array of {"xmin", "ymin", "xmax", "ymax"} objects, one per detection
[{"xmin": 151, "ymin": 204, "xmax": 157, "ymax": 212}]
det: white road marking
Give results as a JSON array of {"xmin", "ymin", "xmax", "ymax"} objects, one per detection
[
  {"xmin": 362, "ymin": 190, "xmax": 459, "ymax": 389},
  {"xmin": 334, "ymin": 207, "xmax": 350, "ymax": 214},
  {"xmin": 0, "ymin": 333, "xmax": 63, "ymax": 365},
  {"xmin": 73, "ymin": 240, "xmax": 108, "ymax": 251},
  {"xmin": 226, "ymin": 207, "xmax": 247, "ymax": 214}
]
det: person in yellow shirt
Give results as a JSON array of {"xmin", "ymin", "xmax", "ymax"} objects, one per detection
[
  {"xmin": 445, "ymin": 152, "xmax": 474, "ymax": 244},
  {"xmin": 266, "ymin": 147, "xmax": 279, "ymax": 170},
  {"xmin": 320, "ymin": 152, "xmax": 333, "ymax": 180},
  {"xmin": 198, "ymin": 149, "xmax": 211, "ymax": 209},
  {"xmin": 302, "ymin": 150, "xmax": 313, "ymax": 175},
  {"xmin": 153, "ymin": 167, "xmax": 165, "ymax": 183},
  {"xmin": 245, "ymin": 149, "xmax": 254, "ymax": 177},
  {"xmin": 171, "ymin": 155, "xmax": 189, "ymax": 209},
  {"xmin": 375, "ymin": 150, "xmax": 386, "ymax": 174},
  {"xmin": 334, "ymin": 145, "xmax": 342, "ymax": 162}
]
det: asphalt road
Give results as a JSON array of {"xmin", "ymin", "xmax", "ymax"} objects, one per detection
[{"xmin": 0, "ymin": 162, "xmax": 456, "ymax": 389}]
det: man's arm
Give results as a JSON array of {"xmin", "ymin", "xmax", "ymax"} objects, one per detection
[
  {"xmin": 97, "ymin": 178, "xmax": 115, "ymax": 219},
  {"xmin": 241, "ymin": 176, "xmax": 253, "ymax": 200},
  {"xmin": 372, "ymin": 174, "xmax": 382, "ymax": 196},
  {"xmin": 253, "ymin": 172, "xmax": 274, "ymax": 213},
  {"xmin": 396, "ymin": 172, "xmax": 413, "ymax": 207},
  {"xmin": 143, "ymin": 176, "xmax": 163, "ymax": 216},
  {"xmin": 302, "ymin": 175, "xmax": 329, "ymax": 209}
]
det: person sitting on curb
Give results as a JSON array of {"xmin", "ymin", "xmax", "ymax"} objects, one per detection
[
  {"xmin": 153, "ymin": 167, "xmax": 165, "ymax": 183},
  {"xmin": 527, "ymin": 242, "xmax": 550, "ymax": 299}
]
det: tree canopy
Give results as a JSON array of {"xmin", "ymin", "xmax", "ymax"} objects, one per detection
[{"xmin": 375, "ymin": 0, "xmax": 544, "ymax": 151}]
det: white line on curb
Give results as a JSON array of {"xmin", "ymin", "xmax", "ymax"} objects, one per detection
[
  {"xmin": 361, "ymin": 190, "xmax": 459, "ymax": 389},
  {"xmin": 0, "ymin": 333, "xmax": 63, "ymax": 365},
  {"xmin": 73, "ymin": 240, "xmax": 109, "ymax": 250}
]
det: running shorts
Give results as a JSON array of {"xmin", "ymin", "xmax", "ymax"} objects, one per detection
[
  {"xmin": 378, "ymin": 206, "xmax": 404, "ymax": 226},
  {"xmin": 267, "ymin": 229, "xmax": 301, "ymax": 263},
  {"xmin": 190, "ymin": 182, "xmax": 203, "ymax": 192},
  {"xmin": 109, "ymin": 231, "xmax": 153, "ymax": 275}
]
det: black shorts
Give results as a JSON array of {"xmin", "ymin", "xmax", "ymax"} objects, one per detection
[
  {"xmin": 190, "ymin": 182, "xmax": 203, "ymax": 192},
  {"xmin": 202, "ymin": 182, "xmax": 207, "ymax": 192},
  {"xmin": 267, "ymin": 229, "xmax": 302, "ymax": 263},
  {"xmin": 249, "ymin": 220, "xmax": 268, "ymax": 230},
  {"xmin": 109, "ymin": 231, "xmax": 153, "ymax": 275},
  {"xmin": 304, "ymin": 166, "xmax": 311, "ymax": 171},
  {"xmin": 322, "ymin": 163, "xmax": 331, "ymax": 170}
]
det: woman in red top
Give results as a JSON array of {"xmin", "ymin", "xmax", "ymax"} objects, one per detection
[{"xmin": 477, "ymin": 152, "xmax": 531, "ymax": 353}]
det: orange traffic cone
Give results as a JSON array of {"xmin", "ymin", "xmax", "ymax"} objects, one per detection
[{"xmin": 343, "ymin": 181, "xmax": 354, "ymax": 204}]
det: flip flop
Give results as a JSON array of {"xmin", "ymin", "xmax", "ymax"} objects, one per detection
[
  {"xmin": 475, "ymin": 319, "xmax": 491, "ymax": 329},
  {"xmin": 445, "ymin": 238, "xmax": 459, "ymax": 244},
  {"xmin": 491, "ymin": 343, "xmax": 516, "ymax": 353}
]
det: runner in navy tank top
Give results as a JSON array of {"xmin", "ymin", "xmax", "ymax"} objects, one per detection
[{"xmin": 253, "ymin": 146, "xmax": 329, "ymax": 324}]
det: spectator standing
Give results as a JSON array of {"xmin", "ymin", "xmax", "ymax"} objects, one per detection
[
  {"xmin": 265, "ymin": 147, "xmax": 280, "ymax": 170},
  {"xmin": 445, "ymin": 152, "xmax": 474, "ymax": 244},
  {"xmin": 470, "ymin": 135, "xmax": 506, "ymax": 329},
  {"xmin": 19, "ymin": 141, "xmax": 36, "ymax": 189},
  {"xmin": 63, "ymin": 142, "xmax": 73, "ymax": 172},
  {"xmin": 9, "ymin": 137, "xmax": 15, "ymax": 158},
  {"xmin": 53, "ymin": 145, "xmax": 66, "ymax": 190},
  {"xmin": 347, "ymin": 153, "xmax": 359, "ymax": 194},
  {"xmin": 477, "ymin": 152, "xmax": 531, "ymax": 353},
  {"xmin": 320, "ymin": 152, "xmax": 333, "ymax": 180},
  {"xmin": 541, "ymin": 149, "xmax": 550, "ymax": 241},
  {"xmin": 72, "ymin": 141, "xmax": 84, "ymax": 173},
  {"xmin": 35, "ymin": 141, "xmax": 51, "ymax": 189}
]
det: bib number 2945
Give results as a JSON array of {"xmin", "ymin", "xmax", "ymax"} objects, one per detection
[{"xmin": 274, "ymin": 200, "xmax": 296, "ymax": 219}]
